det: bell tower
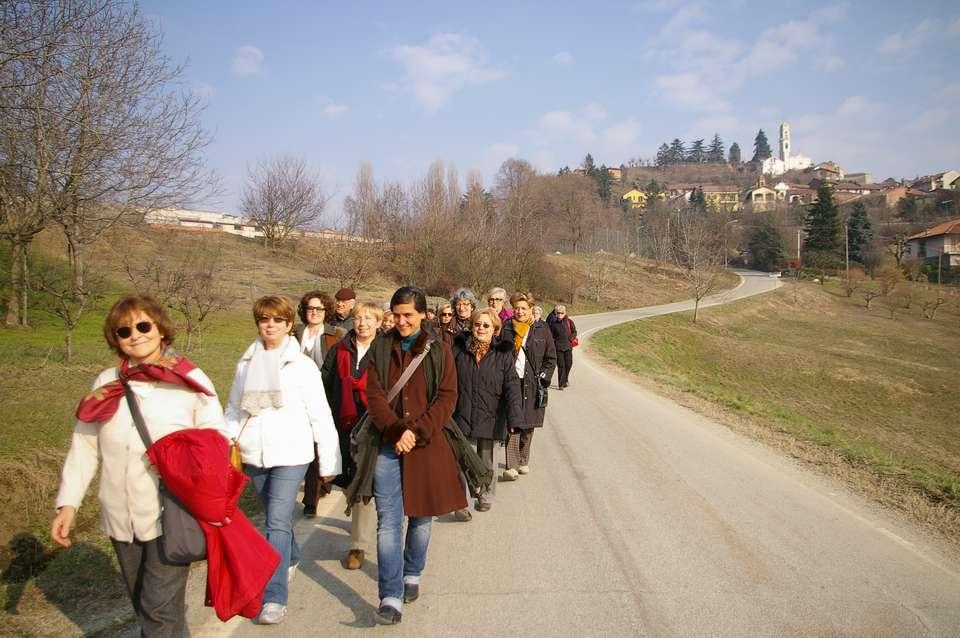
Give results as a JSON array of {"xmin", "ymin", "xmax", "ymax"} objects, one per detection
[{"xmin": 780, "ymin": 122, "xmax": 791, "ymax": 163}]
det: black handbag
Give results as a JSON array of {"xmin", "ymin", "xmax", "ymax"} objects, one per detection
[
  {"xmin": 521, "ymin": 345, "xmax": 548, "ymax": 409},
  {"xmin": 121, "ymin": 376, "xmax": 206, "ymax": 564}
]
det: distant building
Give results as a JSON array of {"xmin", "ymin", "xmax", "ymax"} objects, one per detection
[
  {"xmin": 607, "ymin": 167, "xmax": 623, "ymax": 181},
  {"xmin": 621, "ymin": 188, "xmax": 647, "ymax": 209},
  {"xmin": 808, "ymin": 162, "xmax": 844, "ymax": 182},
  {"xmin": 700, "ymin": 184, "xmax": 742, "ymax": 212},
  {"xmin": 744, "ymin": 177, "xmax": 778, "ymax": 212},
  {"xmin": 909, "ymin": 170, "xmax": 959, "ymax": 192},
  {"xmin": 145, "ymin": 208, "xmax": 262, "ymax": 238},
  {"xmin": 761, "ymin": 122, "xmax": 813, "ymax": 176},
  {"xmin": 905, "ymin": 217, "xmax": 960, "ymax": 267}
]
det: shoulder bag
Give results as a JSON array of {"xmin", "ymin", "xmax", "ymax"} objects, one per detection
[
  {"xmin": 521, "ymin": 345, "xmax": 548, "ymax": 409},
  {"xmin": 120, "ymin": 376, "xmax": 206, "ymax": 564}
]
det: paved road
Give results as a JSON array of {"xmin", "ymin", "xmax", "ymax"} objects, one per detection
[{"xmin": 190, "ymin": 271, "xmax": 960, "ymax": 636}]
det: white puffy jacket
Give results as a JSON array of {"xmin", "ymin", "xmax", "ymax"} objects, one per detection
[{"xmin": 224, "ymin": 337, "xmax": 341, "ymax": 475}]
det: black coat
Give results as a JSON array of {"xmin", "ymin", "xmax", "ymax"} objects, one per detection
[
  {"xmin": 498, "ymin": 320, "xmax": 557, "ymax": 430},
  {"xmin": 548, "ymin": 316, "xmax": 578, "ymax": 352},
  {"xmin": 452, "ymin": 334, "xmax": 522, "ymax": 441}
]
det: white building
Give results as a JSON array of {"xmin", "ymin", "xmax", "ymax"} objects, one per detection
[
  {"xmin": 761, "ymin": 122, "xmax": 813, "ymax": 176},
  {"xmin": 145, "ymin": 208, "xmax": 263, "ymax": 238}
]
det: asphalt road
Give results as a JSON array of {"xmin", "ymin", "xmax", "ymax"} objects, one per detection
[{"xmin": 189, "ymin": 271, "xmax": 960, "ymax": 637}]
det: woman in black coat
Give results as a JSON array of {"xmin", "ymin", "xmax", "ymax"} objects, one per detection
[
  {"xmin": 451, "ymin": 308, "xmax": 522, "ymax": 517},
  {"xmin": 497, "ymin": 292, "xmax": 557, "ymax": 481}
]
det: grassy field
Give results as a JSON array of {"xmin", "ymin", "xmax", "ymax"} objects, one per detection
[
  {"xmin": 592, "ymin": 281, "xmax": 960, "ymax": 538},
  {"xmin": 0, "ymin": 226, "xmax": 711, "ymax": 634}
]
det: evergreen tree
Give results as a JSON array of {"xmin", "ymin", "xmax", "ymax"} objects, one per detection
[
  {"xmin": 687, "ymin": 139, "xmax": 706, "ymax": 163},
  {"xmin": 803, "ymin": 184, "xmax": 843, "ymax": 270},
  {"xmin": 847, "ymin": 201, "xmax": 873, "ymax": 265},
  {"xmin": 728, "ymin": 142, "xmax": 741, "ymax": 165},
  {"xmin": 558, "ymin": 166, "xmax": 572, "ymax": 176},
  {"xmin": 689, "ymin": 187, "xmax": 707, "ymax": 212},
  {"xmin": 644, "ymin": 179, "xmax": 663, "ymax": 195},
  {"xmin": 707, "ymin": 134, "xmax": 725, "ymax": 163},
  {"xmin": 752, "ymin": 129, "xmax": 772, "ymax": 162},
  {"xmin": 619, "ymin": 164, "xmax": 628, "ymax": 185},
  {"xmin": 668, "ymin": 138, "xmax": 685, "ymax": 165},
  {"xmin": 748, "ymin": 217, "xmax": 786, "ymax": 272},
  {"xmin": 656, "ymin": 143, "xmax": 670, "ymax": 167},
  {"xmin": 583, "ymin": 153, "xmax": 596, "ymax": 176},
  {"xmin": 596, "ymin": 164, "xmax": 612, "ymax": 204}
]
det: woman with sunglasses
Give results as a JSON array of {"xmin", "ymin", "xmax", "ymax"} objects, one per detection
[
  {"xmin": 224, "ymin": 295, "xmax": 341, "ymax": 625},
  {"xmin": 52, "ymin": 295, "xmax": 228, "ymax": 636},
  {"xmin": 433, "ymin": 302, "xmax": 456, "ymax": 344},
  {"xmin": 294, "ymin": 291, "xmax": 346, "ymax": 519},
  {"xmin": 450, "ymin": 307, "xmax": 522, "ymax": 518}
]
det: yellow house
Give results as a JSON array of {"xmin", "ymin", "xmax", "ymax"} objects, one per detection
[
  {"xmin": 622, "ymin": 188, "xmax": 648, "ymax": 209},
  {"xmin": 701, "ymin": 185, "xmax": 742, "ymax": 212}
]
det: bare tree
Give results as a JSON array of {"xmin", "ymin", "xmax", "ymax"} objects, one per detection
[
  {"xmin": 585, "ymin": 251, "xmax": 612, "ymax": 303},
  {"xmin": 33, "ymin": 261, "xmax": 104, "ymax": 361},
  {"xmin": 343, "ymin": 161, "xmax": 380, "ymax": 240},
  {"xmin": 673, "ymin": 207, "xmax": 726, "ymax": 322},
  {"xmin": 494, "ymin": 158, "xmax": 544, "ymax": 289},
  {"xmin": 552, "ymin": 172, "xmax": 599, "ymax": 254},
  {"xmin": 240, "ymin": 155, "xmax": 328, "ymax": 247}
]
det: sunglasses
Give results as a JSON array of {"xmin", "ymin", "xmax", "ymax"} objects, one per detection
[
  {"xmin": 473, "ymin": 322, "xmax": 493, "ymax": 329},
  {"xmin": 115, "ymin": 321, "xmax": 154, "ymax": 339},
  {"xmin": 257, "ymin": 315, "xmax": 288, "ymax": 324},
  {"xmin": 305, "ymin": 305, "xmax": 324, "ymax": 312},
  {"xmin": 440, "ymin": 312, "xmax": 453, "ymax": 317}
]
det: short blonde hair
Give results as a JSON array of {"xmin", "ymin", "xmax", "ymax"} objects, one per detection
[
  {"xmin": 252, "ymin": 295, "xmax": 296, "ymax": 333},
  {"xmin": 352, "ymin": 300, "xmax": 384, "ymax": 323},
  {"xmin": 471, "ymin": 307, "xmax": 502, "ymax": 335},
  {"xmin": 509, "ymin": 291, "xmax": 535, "ymax": 307}
]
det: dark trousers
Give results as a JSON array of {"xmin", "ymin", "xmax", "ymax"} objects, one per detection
[
  {"xmin": 111, "ymin": 536, "xmax": 189, "ymax": 638},
  {"xmin": 556, "ymin": 349, "xmax": 573, "ymax": 387},
  {"xmin": 302, "ymin": 446, "xmax": 328, "ymax": 509}
]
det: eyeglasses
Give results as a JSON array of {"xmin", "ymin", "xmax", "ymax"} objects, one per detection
[
  {"xmin": 305, "ymin": 306, "xmax": 324, "ymax": 313},
  {"xmin": 257, "ymin": 316, "xmax": 288, "ymax": 324},
  {"xmin": 473, "ymin": 322, "xmax": 493, "ymax": 329},
  {"xmin": 115, "ymin": 321, "xmax": 154, "ymax": 339},
  {"xmin": 439, "ymin": 312, "xmax": 453, "ymax": 317},
  {"xmin": 488, "ymin": 297, "xmax": 503, "ymax": 303}
]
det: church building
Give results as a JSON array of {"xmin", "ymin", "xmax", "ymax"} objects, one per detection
[{"xmin": 761, "ymin": 122, "xmax": 812, "ymax": 176}]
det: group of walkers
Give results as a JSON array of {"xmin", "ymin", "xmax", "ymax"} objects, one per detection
[{"xmin": 51, "ymin": 283, "xmax": 578, "ymax": 634}]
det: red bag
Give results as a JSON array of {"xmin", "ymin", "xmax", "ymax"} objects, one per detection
[{"xmin": 571, "ymin": 337, "xmax": 579, "ymax": 348}]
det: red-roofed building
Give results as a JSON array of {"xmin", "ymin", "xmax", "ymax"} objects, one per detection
[{"xmin": 905, "ymin": 217, "xmax": 960, "ymax": 267}]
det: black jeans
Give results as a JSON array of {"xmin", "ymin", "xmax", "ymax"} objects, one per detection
[
  {"xmin": 111, "ymin": 536, "xmax": 189, "ymax": 638},
  {"xmin": 556, "ymin": 349, "xmax": 573, "ymax": 387}
]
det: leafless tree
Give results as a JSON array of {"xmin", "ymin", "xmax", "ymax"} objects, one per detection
[
  {"xmin": 33, "ymin": 261, "xmax": 104, "ymax": 361},
  {"xmin": 240, "ymin": 155, "xmax": 328, "ymax": 247},
  {"xmin": 585, "ymin": 251, "xmax": 612, "ymax": 303},
  {"xmin": 552, "ymin": 172, "xmax": 599, "ymax": 254},
  {"xmin": 494, "ymin": 158, "xmax": 544, "ymax": 289},
  {"xmin": 1, "ymin": 0, "xmax": 217, "ymax": 324},
  {"xmin": 673, "ymin": 207, "xmax": 726, "ymax": 322},
  {"xmin": 344, "ymin": 161, "xmax": 380, "ymax": 240}
]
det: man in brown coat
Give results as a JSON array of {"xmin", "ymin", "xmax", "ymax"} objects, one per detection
[{"xmin": 365, "ymin": 286, "xmax": 465, "ymax": 624}]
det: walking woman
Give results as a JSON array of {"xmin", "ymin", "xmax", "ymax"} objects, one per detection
[
  {"xmin": 365, "ymin": 287, "xmax": 465, "ymax": 624},
  {"xmin": 320, "ymin": 301, "xmax": 381, "ymax": 571},
  {"xmin": 449, "ymin": 287, "xmax": 477, "ymax": 334},
  {"xmin": 52, "ymin": 295, "xmax": 228, "ymax": 636},
  {"xmin": 451, "ymin": 307, "xmax": 522, "ymax": 517},
  {"xmin": 498, "ymin": 291, "xmax": 556, "ymax": 480},
  {"xmin": 295, "ymin": 290, "xmax": 346, "ymax": 518},
  {"xmin": 547, "ymin": 304, "xmax": 577, "ymax": 390},
  {"xmin": 224, "ymin": 295, "xmax": 341, "ymax": 625}
]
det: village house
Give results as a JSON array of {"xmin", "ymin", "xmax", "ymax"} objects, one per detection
[
  {"xmin": 145, "ymin": 208, "xmax": 262, "ymax": 238},
  {"xmin": 744, "ymin": 177, "xmax": 779, "ymax": 212},
  {"xmin": 909, "ymin": 170, "xmax": 959, "ymax": 192},
  {"xmin": 621, "ymin": 188, "xmax": 647, "ymax": 209},
  {"xmin": 904, "ymin": 217, "xmax": 960, "ymax": 267},
  {"xmin": 808, "ymin": 162, "xmax": 844, "ymax": 181}
]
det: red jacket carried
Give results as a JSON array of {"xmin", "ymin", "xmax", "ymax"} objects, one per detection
[{"xmin": 146, "ymin": 428, "xmax": 279, "ymax": 622}]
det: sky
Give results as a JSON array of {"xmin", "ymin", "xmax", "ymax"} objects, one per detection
[{"xmin": 144, "ymin": 0, "xmax": 960, "ymax": 224}]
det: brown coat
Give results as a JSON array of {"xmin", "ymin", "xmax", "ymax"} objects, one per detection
[{"xmin": 366, "ymin": 330, "xmax": 466, "ymax": 517}]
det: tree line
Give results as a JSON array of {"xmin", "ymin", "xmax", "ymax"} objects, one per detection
[{"xmin": 653, "ymin": 129, "xmax": 779, "ymax": 168}]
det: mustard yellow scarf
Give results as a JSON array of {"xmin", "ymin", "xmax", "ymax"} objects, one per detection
[{"xmin": 511, "ymin": 317, "xmax": 532, "ymax": 354}]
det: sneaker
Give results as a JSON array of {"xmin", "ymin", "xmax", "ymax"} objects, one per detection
[
  {"xmin": 518, "ymin": 465, "xmax": 530, "ymax": 475},
  {"xmin": 403, "ymin": 582, "xmax": 420, "ymax": 603},
  {"xmin": 376, "ymin": 604, "xmax": 402, "ymax": 625},
  {"xmin": 454, "ymin": 508, "xmax": 472, "ymax": 522},
  {"xmin": 303, "ymin": 504, "xmax": 317, "ymax": 519},
  {"xmin": 258, "ymin": 602, "xmax": 286, "ymax": 625},
  {"xmin": 287, "ymin": 562, "xmax": 299, "ymax": 584},
  {"xmin": 475, "ymin": 500, "xmax": 492, "ymax": 512},
  {"xmin": 345, "ymin": 549, "xmax": 364, "ymax": 570},
  {"xmin": 501, "ymin": 469, "xmax": 519, "ymax": 481}
]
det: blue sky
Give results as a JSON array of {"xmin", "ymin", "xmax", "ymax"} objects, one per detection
[{"xmin": 145, "ymin": 0, "xmax": 960, "ymax": 223}]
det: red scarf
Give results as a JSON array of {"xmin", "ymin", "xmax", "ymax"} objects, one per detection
[
  {"xmin": 336, "ymin": 346, "xmax": 368, "ymax": 431},
  {"xmin": 75, "ymin": 353, "xmax": 214, "ymax": 424}
]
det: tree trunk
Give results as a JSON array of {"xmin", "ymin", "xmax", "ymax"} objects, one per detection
[
  {"xmin": 693, "ymin": 297, "xmax": 700, "ymax": 322},
  {"xmin": 64, "ymin": 330, "xmax": 73, "ymax": 363},
  {"xmin": 5, "ymin": 239, "xmax": 30, "ymax": 327},
  {"xmin": 66, "ymin": 232, "xmax": 85, "ymax": 298}
]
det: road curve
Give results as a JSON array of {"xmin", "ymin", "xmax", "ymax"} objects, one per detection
[{"xmin": 191, "ymin": 271, "xmax": 960, "ymax": 637}]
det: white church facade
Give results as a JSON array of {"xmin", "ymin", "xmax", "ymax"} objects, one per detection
[{"xmin": 761, "ymin": 122, "xmax": 812, "ymax": 176}]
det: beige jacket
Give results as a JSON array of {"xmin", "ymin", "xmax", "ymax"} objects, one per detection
[{"xmin": 55, "ymin": 367, "xmax": 228, "ymax": 542}]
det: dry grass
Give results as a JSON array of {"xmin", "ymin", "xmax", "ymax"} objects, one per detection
[{"xmin": 592, "ymin": 281, "xmax": 960, "ymax": 545}]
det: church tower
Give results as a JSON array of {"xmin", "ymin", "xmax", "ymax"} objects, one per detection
[{"xmin": 780, "ymin": 122, "xmax": 791, "ymax": 162}]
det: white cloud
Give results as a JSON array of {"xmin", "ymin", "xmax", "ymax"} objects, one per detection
[
  {"xmin": 191, "ymin": 81, "xmax": 215, "ymax": 99},
  {"xmin": 388, "ymin": 33, "xmax": 504, "ymax": 112},
  {"xmin": 905, "ymin": 108, "xmax": 952, "ymax": 132},
  {"xmin": 553, "ymin": 51, "xmax": 573, "ymax": 65},
  {"xmin": 879, "ymin": 19, "xmax": 938, "ymax": 55},
  {"xmin": 537, "ymin": 110, "xmax": 597, "ymax": 145},
  {"xmin": 529, "ymin": 104, "xmax": 642, "ymax": 166},
  {"xmin": 836, "ymin": 95, "xmax": 870, "ymax": 117},
  {"xmin": 231, "ymin": 45, "xmax": 264, "ymax": 76},
  {"xmin": 692, "ymin": 114, "xmax": 740, "ymax": 134},
  {"xmin": 654, "ymin": 72, "xmax": 731, "ymax": 111},
  {"xmin": 316, "ymin": 97, "xmax": 349, "ymax": 118}
]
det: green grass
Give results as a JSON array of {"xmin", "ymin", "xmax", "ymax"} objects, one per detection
[{"xmin": 592, "ymin": 282, "xmax": 960, "ymax": 508}]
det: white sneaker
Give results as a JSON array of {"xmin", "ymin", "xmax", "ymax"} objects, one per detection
[
  {"xmin": 287, "ymin": 562, "xmax": 299, "ymax": 584},
  {"xmin": 518, "ymin": 465, "xmax": 530, "ymax": 475},
  {"xmin": 501, "ymin": 469, "xmax": 519, "ymax": 481},
  {"xmin": 258, "ymin": 602, "xmax": 287, "ymax": 625}
]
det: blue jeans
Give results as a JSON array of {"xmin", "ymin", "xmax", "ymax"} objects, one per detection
[
  {"xmin": 246, "ymin": 463, "xmax": 309, "ymax": 605},
  {"xmin": 374, "ymin": 446, "xmax": 432, "ymax": 612}
]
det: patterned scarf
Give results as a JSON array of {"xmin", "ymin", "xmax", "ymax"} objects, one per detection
[
  {"xmin": 511, "ymin": 317, "xmax": 533, "ymax": 354},
  {"xmin": 75, "ymin": 349, "xmax": 213, "ymax": 424},
  {"xmin": 468, "ymin": 337, "xmax": 491, "ymax": 363}
]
